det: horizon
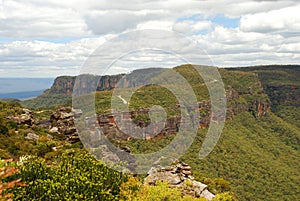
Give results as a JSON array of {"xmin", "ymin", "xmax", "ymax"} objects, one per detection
[{"xmin": 1, "ymin": 63, "xmax": 299, "ymax": 79}]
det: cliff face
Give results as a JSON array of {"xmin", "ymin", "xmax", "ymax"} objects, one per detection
[
  {"xmin": 227, "ymin": 65, "xmax": 300, "ymax": 108},
  {"xmin": 45, "ymin": 66, "xmax": 276, "ymax": 141},
  {"xmin": 49, "ymin": 74, "xmax": 124, "ymax": 94}
]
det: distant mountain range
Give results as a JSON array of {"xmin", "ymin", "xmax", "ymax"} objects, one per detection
[
  {"xmin": 0, "ymin": 78, "xmax": 54, "ymax": 99},
  {"xmin": 0, "ymin": 90, "xmax": 45, "ymax": 100}
]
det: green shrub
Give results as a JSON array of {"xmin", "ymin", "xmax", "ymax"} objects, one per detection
[{"xmin": 8, "ymin": 150, "xmax": 128, "ymax": 201}]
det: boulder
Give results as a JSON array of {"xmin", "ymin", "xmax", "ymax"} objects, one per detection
[
  {"xmin": 145, "ymin": 171, "xmax": 182, "ymax": 186},
  {"xmin": 144, "ymin": 161, "xmax": 215, "ymax": 200},
  {"xmin": 200, "ymin": 189, "xmax": 215, "ymax": 200},
  {"xmin": 49, "ymin": 127, "xmax": 59, "ymax": 133},
  {"xmin": 25, "ymin": 133, "xmax": 39, "ymax": 141}
]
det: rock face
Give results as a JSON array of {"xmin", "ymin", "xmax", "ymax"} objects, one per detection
[
  {"xmin": 144, "ymin": 161, "xmax": 215, "ymax": 200},
  {"xmin": 49, "ymin": 74, "xmax": 124, "ymax": 94},
  {"xmin": 49, "ymin": 107, "xmax": 80, "ymax": 143},
  {"xmin": 93, "ymin": 91, "xmax": 270, "ymax": 141}
]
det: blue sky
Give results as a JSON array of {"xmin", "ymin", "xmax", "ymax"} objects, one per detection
[{"xmin": 178, "ymin": 14, "xmax": 239, "ymax": 28}]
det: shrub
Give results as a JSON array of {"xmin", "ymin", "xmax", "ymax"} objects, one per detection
[{"xmin": 7, "ymin": 150, "xmax": 128, "ymax": 200}]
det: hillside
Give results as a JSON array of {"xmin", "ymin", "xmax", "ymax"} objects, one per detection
[{"xmin": 1, "ymin": 64, "xmax": 299, "ymax": 200}]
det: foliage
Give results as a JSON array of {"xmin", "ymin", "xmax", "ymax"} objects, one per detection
[
  {"xmin": 212, "ymin": 192, "xmax": 236, "ymax": 201},
  {"xmin": 22, "ymin": 92, "xmax": 71, "ymax": 110},
  {"xmin": 0, "ymin": 159, "xmax": 25, "ymax": 201},
  {"xmin": 181, "ymin": 112, "xmax": 300, "ymax": 201},
  {"xmin": 120, "ymin": 179, "xmax": 208, "ymax": 201},
  {"xmin": 1, "ymin": 65, "xmax": 299, "ymax": 200},
  {"xmin": 7, "ymin": 150, "xmax": 128, "ymax": 201}
]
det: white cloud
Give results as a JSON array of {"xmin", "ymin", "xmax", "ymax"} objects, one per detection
[
  {"xmin": 240, "ymin": 5, "xmax": 300, "ymax": 35},
  {"xmin": 0, "ymin": 37, "xmax": 106, "ymax": 77},
  {"xmin": 0, "ymin": 0, "xmax": 299, "ymax": 77},
  {"xmin": 172, "ymin": 20, "xmax": 212, "ymax": 35},
  {"xmin": 0, "ymin": 0, "xmax": 90, "ymax": 38}
]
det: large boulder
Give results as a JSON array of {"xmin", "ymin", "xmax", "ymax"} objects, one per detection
[{"xmin": 144, "ymin": 161, "xmax": 215, "ymax": 200}]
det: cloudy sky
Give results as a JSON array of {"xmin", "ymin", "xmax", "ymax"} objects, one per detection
[{"xmin": 0, "ymin": 0, "xmax": 299, "ymax": 77}]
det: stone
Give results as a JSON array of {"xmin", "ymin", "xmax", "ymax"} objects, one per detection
[
  {"xmin": 49, "ymin": 127, "xmax": 59, "ymax": 133},
  {"xmin": 193, "ymin": 180, "xmax": 208, "ymax": 197},
  {"xmin": 200, "ymin": 189, "xmax": 215, "ymax": 201},
  {"xmin": 67, "ymin": 134, "xmax": 80, "ymax": 144},
  {"xmin": 182, "ymin": 165, "xmax": 192, "ymax": 171},
  {"xmin": 165, "ymin": 166, "xmax": 174, "ymax": 171},
  {"xmin": 147, "ymin": 167, "xmax": 157, "ymax": 175},
  {"xmin": 25, "ymin": 133, "xmax": 39, "ymax": 140},
  {"xmin": 22, "ymin": 108, "xmax": 32, "ymax": 114},
  {"xmin": 47, "ymin": 134, "xmax": 53, "ymax": 140},
  {"xmin": 37, "ymin": 119, "xmax": 51, "ymax": 129},
  {"xmin": 144, "ymin": 171, "xmax": 182, "ymax": 185},
  {"xmin": 144, "ymin": 161, "xmax": 215, "ymax": 200},
  {"xmin": 182, "ymin": 170, "xmax": 192, "ymax": 175},
  {"xmin": 60, "ymin": 112, "xmax": 73, "ymax": 119}
]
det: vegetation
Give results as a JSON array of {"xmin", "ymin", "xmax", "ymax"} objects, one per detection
[
  {"xmin": 0, "ymin": 64, "xmax": 299, "ymax": 200},
  {"xmin": 22, "ymin": 91, "xmax": 71, "ymax": 110},
  {"xmin": 3, "ymin": 150, "xmax": 127, "ymax": 200}
]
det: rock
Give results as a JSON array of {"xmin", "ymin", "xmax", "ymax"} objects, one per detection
[
  {"xmin": 165, "ymin": 166, "xmax": 174, "ymax": 171},
  {"xmin": 192, "ymin": 180, "xmax": 208, "ymax": 197},
  {"xmin": 200, "ymin": 189, "xmax": 215, "ymax": 201},
  {"xmin": 144, "ymin": 161, "xmax": 215, "ymax": 200},
  {"xmin": 96, "ymin": 145, "xmax": 120, "ymax": 163},
  {"xmin": 36, "ymin": 119, "xmax": 51, "ymax": 129},
  {"xmin": 145, "ymin": 171, "xmax": 182, "ymax": 185},
  {"xmin": 7, "ymin": 108, "xmax": 34, "ymax": 126},
  {"xmin": 22, "ymin": 108, "xmax": 32, "ymax": 114},
  {"xmin": 25, "ymin": 133, "xmax": 39, "ymax": 140},
  {"xmin": 47, "ymin": 134, "xmax": 53, "ymax": 140},
  {"xmin": 182, "ymin": 170, "xmax": 192, "ymax": 175},
  {"xmin": 49, "ymin": 127, "xmax": 59, "ymax": 133},
  {"xmin": 60, "ymin": 112, "xmax": 73, "ymax": 119},
  {"xmin": 67, "ymin": 133, "xmax": 80, "ymax": 144},
  {"xmin": 49, "ymin": 107, "xmax": 78, "ymax": 143},
  {"xmin": 147, "ymin": 167, "xmax": 157, "ymax": 175},
  {"xmin": 182, "ymin": 165, "xmax": 192, "ymax": 171}
]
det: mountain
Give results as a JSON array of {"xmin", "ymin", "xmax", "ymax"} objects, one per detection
[
  {"xmin": 13, "ymin": 64, "xmax": 300, "ymax": 200},
  {"xmin": 0, "ymin": 78, "xmax": 54, "ymax": 99},
  {"xmin": 0, "ymin": 90, "xmax": 45, "ymax": 100}
]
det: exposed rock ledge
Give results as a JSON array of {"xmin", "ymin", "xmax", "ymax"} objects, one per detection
[{"xmin": 144, "ymin": 161, "xmax": 215, "ymax": 200}]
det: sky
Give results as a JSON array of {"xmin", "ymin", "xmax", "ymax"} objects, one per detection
[{"xmin": 0, "ymin": 0, "xmax": 299, "ymax": 77}]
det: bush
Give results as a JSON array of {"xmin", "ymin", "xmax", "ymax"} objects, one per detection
[{"xmin": 7, "ymin": 150, "xmax": 128, "ymax": 200}]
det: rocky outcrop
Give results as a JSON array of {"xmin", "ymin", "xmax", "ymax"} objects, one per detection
[
  {"xmin": 49, "ymin": 74, "xmax": 124, "ymax": 94},
  {"xmin": 144, "ymin": 161, "xmax": 215, "ymax": 200},
  {"xmin": 93, "ymin": 90, "xmax": 270, "ymax": 141},
  {"xmin": 49, "ymin": 107, "xmax": 80, "ymax": 143},
  {"xmin": 6, "ymin": 108, "xmax": 34, "ymax": 126}
]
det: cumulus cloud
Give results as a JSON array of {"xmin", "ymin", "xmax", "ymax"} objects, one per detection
[
  {"xmin": 240, "ymin": 5, "xmax": 300, "ymax": 36},
  {"xmin": 0, "ymin": 0, "xmax": 90, "ymax": 38},
  {"xmin": 0, "ymin": 37, "xmax": 106, "ymax": 77},
  {"xmin": 0, "ymin": 0, "xmax": 299, "ymax": 77},
  {"xmin": 173, "ymin": 20, "xmax": 212, "ymax": 35}
]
